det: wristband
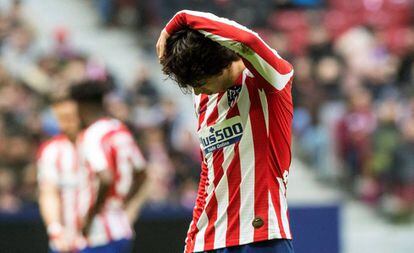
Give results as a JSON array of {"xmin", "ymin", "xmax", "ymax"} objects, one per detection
[{"xmin": 47, "ymin": 222, "xmax": 63, "ymax": 238}]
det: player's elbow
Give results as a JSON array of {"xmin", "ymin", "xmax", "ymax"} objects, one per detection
[
  {"xmin": 98, "ymin": 170, "xmax": 113, "ymax": 185},
  {"xmin": 239, "ymin": 32, "xmax": 260, "ymax": 49},
  {"xmin": 133, "ymin": 170, "xmax": 147, "ymax": 185}
]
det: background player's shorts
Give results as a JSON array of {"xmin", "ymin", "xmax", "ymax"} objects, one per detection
[
  {"xmin": 50, "ymin": 238, "xmax": 131, "ymax": 253},
  {"xmin": 206, "ymin": 239, "xmax": 294, "ymax": 253},
  {"xmin": 80, "ymin": 238, "xmax": 131, "ymax": 253}
]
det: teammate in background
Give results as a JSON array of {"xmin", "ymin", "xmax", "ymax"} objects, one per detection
[
  {"xmin": 157, "ymin": 10, "xmax": 295, "ymax": 253},
  {"xmin": 37, "ymin": 92, "xmax": 83, "ymax": 253},
  {"xmin": 70, "ymin": 80, "xmax": 147, "ymax": 253}
]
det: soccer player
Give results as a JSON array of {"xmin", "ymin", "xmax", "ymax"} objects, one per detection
[
  {"xmin": 38, "ymin": 93, "xmax": 83, "ymax": 253},
  {"xmin": 70, "ymin": 80, "xmax": 147, "ymax": 253},
  {"xmin": 157, "ymin": 10, "xmax": 295, "ymax": 253}
]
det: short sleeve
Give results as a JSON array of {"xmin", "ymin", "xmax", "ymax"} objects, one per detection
[{"xmin": 111, "ymin": 131, "xmax": 146, "ymax": 172}]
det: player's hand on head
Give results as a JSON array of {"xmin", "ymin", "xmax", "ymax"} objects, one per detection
[{"xmin": 156, "ymin": 28, "xmax": 170, "ymax": 60}]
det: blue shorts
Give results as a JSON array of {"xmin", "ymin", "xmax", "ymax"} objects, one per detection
[
  {"xmin": 50, "ymin": 238, "xmax": 131, "ymax": 253},
  {"xmin": 207, "ymin": 239, "xmax": 294, "ymax": 253}
]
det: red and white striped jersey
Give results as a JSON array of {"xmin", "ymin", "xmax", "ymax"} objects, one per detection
[
  {"xmin": 37, "ymin": 135, "xmax": 83, "ymax": 249},
  {"xmin": 76, "ymin": 118, "xmax": 146, "ymax": 247},
  {"xmin": 165, "ymin": 10, "xmax": 295, "ymax": 252}
]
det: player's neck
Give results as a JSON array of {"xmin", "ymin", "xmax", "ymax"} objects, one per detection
[
  {"xmin": 227, "ymin": 59, "xmax": 245, "ymax": 88},
  {"xmin": 82, "ymin": 112, "xmax": 105, "ymax": 127}
]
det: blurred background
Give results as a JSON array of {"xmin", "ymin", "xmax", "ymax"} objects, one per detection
[{"xmin": 0, "ymin": 0, "xmax": 413, "ymax": 252}]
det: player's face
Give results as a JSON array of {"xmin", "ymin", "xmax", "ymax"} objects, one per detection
[
  {"xmin": 193, "ymin": 72, "xmax": 230, "ymax": 95},
  {"xmin": 52, "ymin": 100, "xmax": 80, "ymax": 139}
]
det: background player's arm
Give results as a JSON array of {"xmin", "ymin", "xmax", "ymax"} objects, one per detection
[
  {"xmin": 81, "ymin": 132, "xmax": 114, "ymax": 236},
  {"xmin": 122, "ymin": 135, "xmax": 148, "ymax": 224},
  {"xmin": 37, "ymin": 147, "xmax": 72, "ymax": 251},
  {"xmin": 82, "ymin": 170, "xmax": 113, "ymax": 236},
  {"xmin": 158, "ymin": 10, "xmax": 294, "ymax": 91},
  {"xmin": 124, "ymin": 169, "xmax": 147, "ymax": 224}
]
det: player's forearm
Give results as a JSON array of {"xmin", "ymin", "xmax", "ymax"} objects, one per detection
[
  {"xmin": 165, "ymin": 10, "xmax": 294, "ymax": 90},
  {"xmin": 84, "ymin": 171, "xmax": 112, "ymax": 226},
  {"xmin": 124, "ymin": 170, "xmax": 147, "ymax": 206},
  {"xmin": 88, "ymin": 181, "xmax": 111, "ymax": 219},
  {"xmin": 124, "ymin": 170, "xmax": 148, "ymax": 224},
  {"xmin": 165, "ymin": 10, "xmax": 270, "ymax": 61},
  {"xmin": 39, "ymin": 185, "xmax": 63, "ymax": 237}
]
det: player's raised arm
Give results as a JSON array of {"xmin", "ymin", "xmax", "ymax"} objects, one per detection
[{"xmin": 158, "ymin": 10, "xmax": 294, "ymax": 91}]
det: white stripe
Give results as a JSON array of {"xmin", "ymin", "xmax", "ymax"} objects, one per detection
[
  {"xmin": 216, "ymin": 93, "xmax": 229, "ymax": 122},
  {"xmin": 277, "ymin": 178, "xmax": 292, "ymax": 238},
  {"xmin": 63, "ymin": 141, "xmax": 77, "ymax": 231},
  {"xmin": 105, "ymin": 210, "xmax": 131, "ymax": 240},
  {"xmin": 268, "ymin": 191, "xmax": 281, "ymax": 239},
  {"xmin": 194, "ymin": 94, "xmax": 201, "ymax": 118},
  {"xmin": 88, "ymin": 216, "xmax": 108, "ymax": 246},
  {"xmin": 199, "ymin": 31, "xmax": 293, "ymax": 91},
  {"xmin": 213, "ymin": 158, "xmax": 230, "ymax": 248},
  {"xmin": 258, "ymin": 89, "xmax": 269, "ymax": 136},
  {"xmin": 106, "ymin": 211, "xmax": 122, "ymax": 239},
  {"xmin": 37, "ymin": 142, "xmax": 59, "ymax": 183},
  {"xmin": 83, "ymin": 119, "xmax": 120, "ymax": 172},
  {"xmin": 200, "ymin": 94, "xmax": 218, "ymax": 129},
  {"xmin": 237, "ymin": 71, "xmax": 255, "ymax": 244},
  {"xmin": 112, "ymin": 133, "xmax": 134, "ymax": 196},
  {"xmin": 213, "ymin": 95, "xmax": 233, "ymax": 248}
]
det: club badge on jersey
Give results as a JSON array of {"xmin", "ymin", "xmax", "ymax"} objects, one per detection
[
  {"xmin": 198, "ymin": 116, "xmax": 243, "ymax": 154},
  {"xmin": 227, "ymin": 85, "xmax": 242, "ymax": 107}
]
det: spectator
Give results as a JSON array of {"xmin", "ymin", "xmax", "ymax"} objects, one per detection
[
  {"xmin": 0, "ymin": 168, "xmax": 21, "ymax": 213},
  {"xmin": 380, "ymin": 117, "xmax": 414, "ymax": 221},
  {"xmin": 336, "ymin": 88, "xmax": 376, "ymax": 193}
]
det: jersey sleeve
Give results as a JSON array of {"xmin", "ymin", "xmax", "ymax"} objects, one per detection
[
  {"xmin": 110, "ymin": 130, "xmax": 146, "ymax": 172},
  {"xmin": 37, "ymin": 142, "xmax": 59, "ymax": 184},
  {"xmin": 165, "ymin": 10, "xmax": 294, "ymax": 91},
  {"xmin": 83, "ymin": 129, "xmax": 111, "ymax": 173}
]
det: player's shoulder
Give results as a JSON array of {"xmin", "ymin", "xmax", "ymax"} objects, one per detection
[
  {"xmin": 83, "ymin": 117, "xmax": 126, "ymax": 142},
  {"xmin": 37, "ymin": 135, "xmax": 67, "ymax": 160}
]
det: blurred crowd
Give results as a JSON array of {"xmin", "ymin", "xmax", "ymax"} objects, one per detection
[
  {"xmin": 0, "ymin": 0, "xmax": 200, "ymax": 214},
  {"xmin": 92, "ymin": 0, "xmax": 414, "ymax": 221},
  {"xmin": 1, "ymin": 0, "xmax": 414, "ymax": 223}
]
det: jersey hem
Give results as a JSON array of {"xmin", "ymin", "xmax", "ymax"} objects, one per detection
[{"xmin": 191, "ymin": 232, "xmax": 292, "ymax": 252}]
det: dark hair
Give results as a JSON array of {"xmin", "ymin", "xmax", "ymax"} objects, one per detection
[
  {"xmin": 46, "ymin": 88, "xmax": 71, "ymax": 105},
  {"xmin": 160, "ymin": 28, "xmax": 239, "ymax": 90},
  {"xmin": 69, "ymin": 79, "xmax": 111, "ymax": 105}
]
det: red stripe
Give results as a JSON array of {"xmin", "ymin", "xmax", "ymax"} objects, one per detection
[
  {"xmin": 246, "ymin": 80, "xmax": 269, "ymax": 240},
  {"xmin": 225, "ymin": 104, "xmax": 241, "ymax": 245},
  {"xmin": 225, "ymin": 142, "xmax": 241, "ymax": 245},
  {"xmin": 166, "ymin": 11, "xmax": 293, "ymax": 78},
  {"xmin": 185, "ymin": 158, "xmax": 209, "ymax": 253},
  {"xmin": 202, "ymin": 95, "xmax": 222, "ymax": 249},
  {"xmin": 270, "ymin": 183, "xmax": 287, "ymax": 238},
  {"xmin": 206, "ymin": 93, "xmax": 223, "ymax": 127},
  {"xmin": 100, "ymin": 128, "xmax": 131, "ymax": 201},
  {"xmin": 95, "ymin": 127, "xmax": 129, "ymax": 241},
  {"xmin": 203, "ymin": 150, "xmax": 225, "ymax": 249}
]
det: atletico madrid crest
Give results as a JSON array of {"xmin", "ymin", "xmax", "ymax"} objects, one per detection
[{"xmin": 227, "ymin": 85, "xmax": 242, "ymax": 107}]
